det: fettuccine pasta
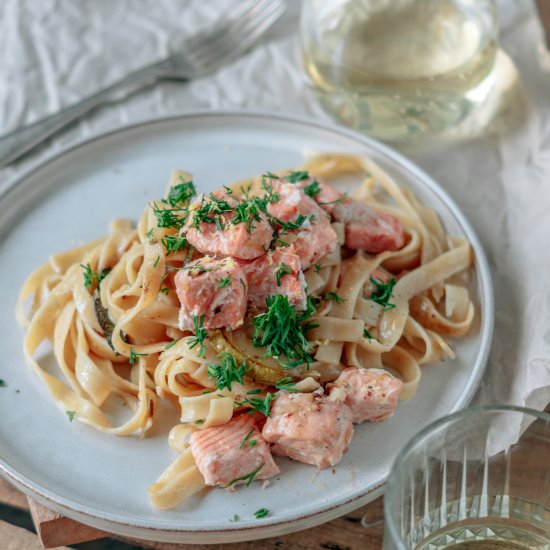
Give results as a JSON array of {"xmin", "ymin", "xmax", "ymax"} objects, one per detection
[{"xmin": 17, "ymin": 153, "xmax": 475, "ymax": 510}]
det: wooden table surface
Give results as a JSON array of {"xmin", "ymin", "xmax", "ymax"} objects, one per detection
[{"xmin": 0, "ymin": 477, "xmax": 384, "ymax": 549}]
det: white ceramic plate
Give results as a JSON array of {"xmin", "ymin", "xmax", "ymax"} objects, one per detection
[{"xmin": 0, "ymin": 111, "xmax": 493, "ymax": 543}]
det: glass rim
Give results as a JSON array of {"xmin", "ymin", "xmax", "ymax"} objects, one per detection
[{"xmin": 383, "ymin": 404, "xmax": 550, "ymax": 549}]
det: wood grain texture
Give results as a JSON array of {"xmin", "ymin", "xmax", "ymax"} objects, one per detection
[
  {"xmin": 0, "ymin": 518, "xmax": 71, "ymax": 550},
  {"xmin": 27, "ymin": 498, "xmax": 108, "ymax": 548},
  {"xmin": 0, "ymin": 477, "xmax": 30, "ymax": 510}
]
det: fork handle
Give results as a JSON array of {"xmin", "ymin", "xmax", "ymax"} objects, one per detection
[{"xmin": 0, "ymin": 60, "xmax": 169, "ymax": 168}]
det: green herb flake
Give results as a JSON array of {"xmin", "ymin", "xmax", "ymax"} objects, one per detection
[
  {"xmin": 195, "ymin": 419, "xmax": 205, "ymax": 425},
  {"xmin": 162, "ymin": 234, "xmax": 189, "ymax": 254},
  {"xmin": 324, "ymin": 291, "xmax": 344, "ymax": 304},
  {"xmin": 80, "ymin": 263, "xmax": 110, "ymax": 292},
  {"xmin": 188, "ymin": 315, "xmax": 208, "ymax": 357},
  {"xmin": 239, "ymin": 393, "xmax": 274, "ymax": 417},
  {"xmin": 239, "ymin": 429, "xmax": 255, "ymax": 449},
  {"xmin": 313, "ymin": 263, "xmax": 321, "ymax": 274},
  {"xmin": 129, "ymin": 348, "xmax": 148, "ymax": 365},
  {"xmin": 275, "ymin": 376, "xmax": 299, "ymax": 393},
  {"xmin": 275, "ymin": 262, "xmax": 293, "ymax": 286},
  {"xmin": 0, "ymin": 379, "xmax": 6, "ymax": 387},
  {"xmin": 254, "ymin": 508, "xmax": 269, "ymax": 519},
  {"xmin": 66, "ymin": 410, "xmax": 76, "ymax": 422},
  {"xmin": 229, "ymin": 514, "xmax": 240, "ymax": 523},
  {"xmin": 164, "ymin": 178, "xmax": 196, "ymax": 207},
  {"xmin": 248, "ymin": 439, "xmax": 257, "ymax": 447},
  {"xmin": 153, "ymin": 255, "xmax": 160, "ymax": 268},
  {"xmin": 287, "ymin": 170, "xmax": 309, "ymax": 183},
  {"xmin": 363, "ymin": 328, "xmax": 373, "ymax": 340},
  {"xmin": 252, "ymin": 295, "xmax": 317, "ymax": 370},
  {"xmin": 368, "ymin": 276, "xmax": 397, "ymax": 310},
  {"xmin": 217, "ymin": 275, "xmax": 232, "ymax": 289},
  {"xmin": 224, "ymin": 463, "xmax": 264, "ymax": 488},
  {"xmin": 164, "ymin": 338, "xmax": 181, "ymax": 350},
  {"xmin": 303, "ymin": 179, "xmax": 321, "ymax": 197},
  {"xmin": 207, "ymin": 352, "xmax": 247, "ymax": 392}
]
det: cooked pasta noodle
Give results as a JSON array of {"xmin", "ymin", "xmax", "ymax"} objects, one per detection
[{"xmin": 17, "ymin": 153, "xmax": 475, "ymax": 509}]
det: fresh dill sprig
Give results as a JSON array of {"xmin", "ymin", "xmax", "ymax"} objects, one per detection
[
  {"xmin": 287, "ymin": 170, "xmax": 309, "ymax": 183},
  {"xmin": 275, "ymin": 263, "xmax": 292, "ymax": 286},
  {"xmin": 164, "ymin": 178, "xmax": 196, "ymax": 207},
  {"xmin": 151, "ymin": 203, "xmax": 187, "ymax": 229},
  {"xmin": 224, "ymin": 463, "xmax": 264, "ymax": 488},
  {"xmin": 239, "ymin": 428, "xmax": 255, "ymax": 449},
  {"xmin": 66, "ymin": 410, "xmax": 76, "ymax": 422},
  {"xmin": 188, "ymin": 315, "xmax": 208, "ymax": 357},
  {"xmin": 254, "ymin": 508, "xmax": 269, "ymax": 519},
  {"xmin": 252, "ymin": 295, "xmax": 316, "ymax": 369},
  {"xmin": 275, "ymin": 376, "xmax": 299, "ymax": 392},
  {"xmin": 324, "ymin": 291, "xmax": 344, "ymax": 304},
  {"xmin": 368, "ymin": 276, "xmax": 397, "ymax": 310},
  {"xmin": 303, "ymin": 179, "xmax": 321, "ymax": 197},
  {"xmin": 129, "ymin": 348, "xmax": 148, "ymax": 365},
  {"xmin": 239, "ymin": 393, "xmax": 274, "ymax": 417},
  {"xmin": 80, "ymin": 264, "xmax": 110, "ymax": 292},
  {"xmin": 217, "ymin": 275, "xmax": 232, "ymax": 289},
  {"xmin": 318, "ymin": 193, "xmax": 348, "ymax": 206},
  {"xmin": 363, "ymin": 328, "xmax": 374, "ymax": 340},
  {"xmin": 162, "ymin": 234, "xmax": 189, "ymax": 254},
  {"xmin": 207, "ymin": 352, "xmax": 247, "ymax": 391},
  {"xmin": 313, "ymin": 263, "xmax": 321, "ymax": 274}
]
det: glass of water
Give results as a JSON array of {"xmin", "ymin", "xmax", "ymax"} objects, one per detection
[
  {"xmin": 383, "ymin": 405, "xmax": 550, "ymax": 549},
  {"xmin": 300, "ymin": 0, "xmax": 498, "ymax": 141}
]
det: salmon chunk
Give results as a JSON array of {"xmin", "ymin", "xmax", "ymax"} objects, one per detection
[
  {"xmin": 174, "ymin": 256, "xmax": 247, "ymax": 331},
  {"xmin": 241, "ymin": 245, "xmax": 307, "ymax": 310},
  {"xmin": 267, "ymin": 183, "xmax": 337, "ymax": 270},
  {"xmin": 262, "ymin": 392, "xmax": 354, "ymax": 468},
  {"xmin": 185, "ymin": 194, "xmax": 273, "ymax": 260},
  {"xmin": 327, "ymin": 367, "xmax": 403, "ymax": 423},
  {"xmin": 190, "ymin": 414, "xmax": 280, "ymax": 488},
  {"xmin": 298, "ymin": 179, "xmax": 405, "ymax": 254}
]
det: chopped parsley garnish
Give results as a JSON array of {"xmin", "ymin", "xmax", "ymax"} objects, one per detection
[
  {"xmin": 164, "ymin": 178, "xmax": 196, "ymax": 207},
  {"xmin": 287, "ymin": 170, "xmax": 309, "ymax": 183},
  {"xmin": 252, "ymin": 295, "xmax": 316, "ymax": 369},
  {"xmin": 151, "ymin": 203, "xmax": 188, "ymax": 229},
  {"xmin": 275, "ymin": 377, "xmax": 299, "ymax": 392},
  {"xmin": 363, "ymin": 328, "xmax": 374, "ymax": 340},
  {"xmin": 229, "ymin": 514, "xmax": 240, "ymax": 522},
  {"xmin": 324, "ymin": 291, "xmax": 344, "ymax": 304},
  {"xmin": 129, "ymin": 348, "xmax": 148, "ymax": 365},
  {"xmin": 207, "ymin": 352, "xmax": 247, "ymax": 391},
  {"xmin": 162, "ymin": 234, "xmax": 189, "ymax": 254},
  {"xmin": 224, "ymin": 464, "xmax": 264, "ymax": 488},
  {"xmin": 188, "ymin": 315, "xmax": 207, "ymax": 357},
  {"xmin": 313, "ymin": 263, "xmax": 321, "ymax": 274},
  {"xmin": 368, "ymin": 276, "xmax": 397, "ymax": 310},
  {"xmin": 66, "ymin": 410, "xmax": 76, "ymax": 422},
  {"xmin": 238, "ymin": 393, "xmax": 274, "ymax": 417},
  {"xmin": 239, "ymin": 429, "xmax": 255, "ymax": 449},
  {"xmin": 80, "ymin": 264, "xmax": 110, "ymax": 292},
  {"xmin": 254, "ymin": 508, "xmax": 269, "ymax": 519},
  {"xmin": 303, "ymin": 179, "xmax": 321, "ymax": 197},
  {"xmin": 0, "ymin": 379, "xmax": 6, "ymax": 387},
  {"xmin": 217, "ymin": 275, "xmax": 232, "ymax": 289},
  {"xmin": 275, "ymin": 262, "xmax": 292, "ymax": 286}
]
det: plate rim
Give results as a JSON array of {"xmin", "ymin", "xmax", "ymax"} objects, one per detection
[{"xmin": 0, "ymin": 109, "xmax": 494, "ymax": 543}]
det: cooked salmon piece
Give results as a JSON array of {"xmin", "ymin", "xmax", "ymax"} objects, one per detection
[
  {"xmin": 296, "ymin": 179, "xmax": 405, "ymax": 254},
  {"xmin": 241, "ymin": 245, "xmax": 307, "ymax": 310},
  {"xmin": 327, "ymin": 367, "xmax": 403, "ymax": 423},
  {"xmin": 267, "ymin": 183, "xmax": 337, "ymax": 270},
  {"xmin": 190, "ymin": 414, "xmax": 280, "ymax": 488},
  {"xmin": 174, "ymin": 256, "xmax": 248, "ymax": 331},
  {"xmin": 185, "ymin": 193, "xmax": 273, "ymax": 260},
  {"xmin": 262, "ymin": 392, "xmax": 354, "ymax": 468}
]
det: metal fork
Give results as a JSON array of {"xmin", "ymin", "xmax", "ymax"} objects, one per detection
[{"xmin": 0, "ymin": 0, "xmax": 285, "ymax": 168}]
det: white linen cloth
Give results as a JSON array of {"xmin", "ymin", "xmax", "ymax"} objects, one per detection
[{"xmin": 0, "ymin": 0, "xmax": 549, "ymax": 412}]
